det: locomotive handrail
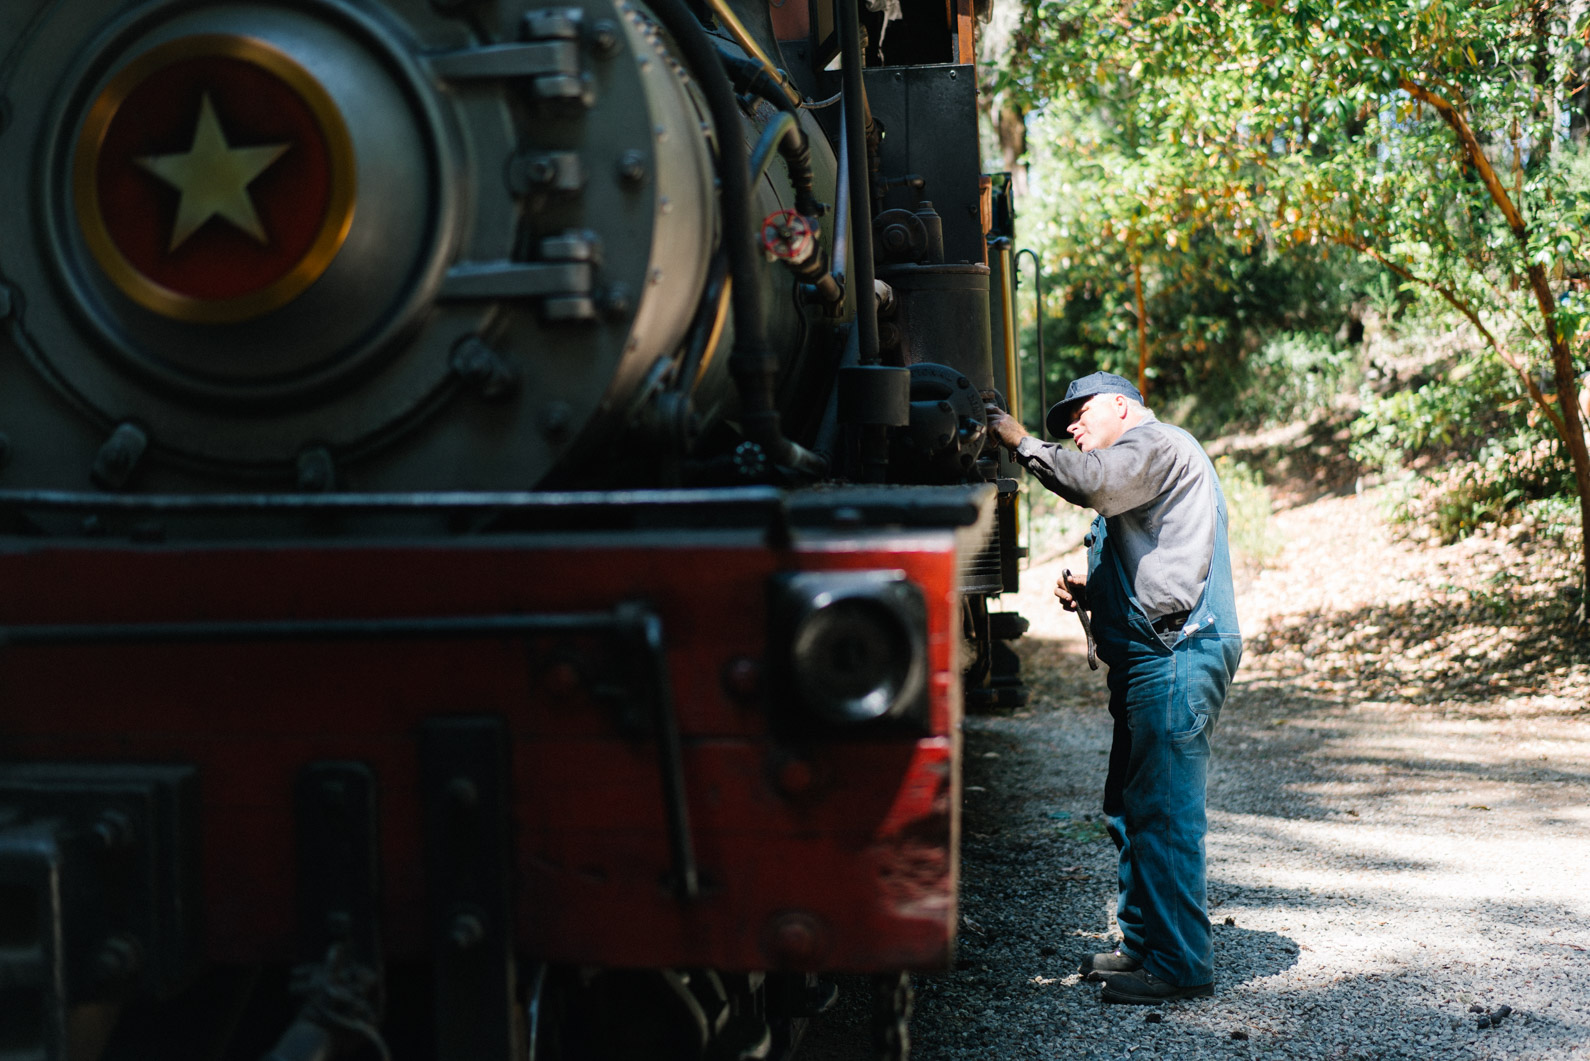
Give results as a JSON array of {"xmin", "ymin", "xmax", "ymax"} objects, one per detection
[
  {"xmin": 0, "ymin": 483, "xmax": 998, "ymax": 527},
  {"xmin": 0, "ymin": 486, "xmax": 785, "ymax": 513},
  {"xmin": 0, "ymin": 610, "xmax": 635, "ymax": 646}
]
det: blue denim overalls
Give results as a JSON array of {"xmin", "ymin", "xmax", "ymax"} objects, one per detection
[{"xmin": 1084, "ymin": 471, "xmax": 1243, "ymax": 988}]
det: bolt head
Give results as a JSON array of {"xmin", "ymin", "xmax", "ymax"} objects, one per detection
[
  {"xmin": 92, "ymin": 935, "xmax": 141, "ymax": 987},
  {"xmin": 775, "ymin": 758, "xmax": 815, "ymax": 796},
  {"xmin": 545, "ymin": 661, "xmax": 582, "ymax": 696},
  {"xmin": 526, "ymin": 159, "xmax": 557, "ymax": 186},
  {"xmin": 588, "ymin": 19, "xmax": 622, "ymax": 54},
  {"xmin": 538, "ymin": 401, "xmax": 574, "ymax": 444},
  {"xmin": 321, "ymin": 780, "xmax": 349, "ymax": 811},
  {"xmin": 602, "ymin": 283, "xmax": 633, "ymax": 320},
  {"xmin": 617, "ymin": 150, "xmax": 647, "ymax": 185},
  {"xmin": 765, "ymin": 912, "xmax": 826, "ymax": 967}
]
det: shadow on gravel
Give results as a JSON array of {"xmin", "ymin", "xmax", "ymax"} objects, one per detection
[
  {"xmin": 1243, "ymin": 589, "xmax": 1588, "ymax": 719},
  {"xmin": 1209, "ymin": 677, "xmax": 1590, "ymax": 830},
  {"xmin": 1209, "ymin": 924, "xmax": 1302, "ymax": 985}
]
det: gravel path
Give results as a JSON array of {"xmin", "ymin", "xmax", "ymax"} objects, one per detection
[{"xmin": 806, "ymin": 487, "xmax": 1590, "ymax": 1060}]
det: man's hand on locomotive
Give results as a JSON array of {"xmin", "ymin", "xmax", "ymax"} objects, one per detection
[{"xmin": 981, "ymin": 391, "xmax": 1029, "ymax": 450}]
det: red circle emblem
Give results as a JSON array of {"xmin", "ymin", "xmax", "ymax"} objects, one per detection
[{"xmin": 75, "ymin": 35, "xmax": 356, "ymax": 324}]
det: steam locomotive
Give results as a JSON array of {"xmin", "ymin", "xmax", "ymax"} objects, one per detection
[{"xmin": 0, "ymin": 0, "xmax": 1029, "ymax": 1056}]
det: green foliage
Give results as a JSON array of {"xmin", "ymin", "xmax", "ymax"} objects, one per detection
[
  {"xmin": 1524, "ymin": 494, "xmax": 1584, "ymax": 545},
  {"xmin": 1016, "ymin": 227, "xmax": 1377, "ymax": 435},
  {"xmin": 1350, "ymin": 352, "xmax": 1575, "ymax": 540},
  {"xmin": 1351, "ymin": 353, "xmax": 1517, "ymax": 470},
  {"xmin": 1232, "ymin": 330, "xmax": 1360, "ymax": 427},
  {"xmin": 1420, "ymin": 437, "xmax": 1563, "ymax": 541},
  {"xmin": 997, "ymin": 0, "xmax": 1590, "ymax": 573},
  {"xmin": 1053, "ymin": 817, "xmax": 1110, "ymax": 843},
  {"xmin": 1021, "ymin": 480, "xmax": 1094, "ymax": 561}
]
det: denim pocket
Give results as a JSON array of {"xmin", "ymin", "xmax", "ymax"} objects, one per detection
[
  {"xmin": 1165, "ymin": 637, "xmax": 1233, "ymax": 745},
  {"xmin": 1167, "ymin": 709, "xmax": 1210, "ymax": 746}
]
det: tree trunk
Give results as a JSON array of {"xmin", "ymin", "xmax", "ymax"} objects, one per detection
[
  {"xmin": 1528, "ymin": 273, "xmax": 1590, "ymax": 622},
  {"xmin": 1132, "ymin": 257, "xmax": 1149, "ymax": 401},
  {"xmin": 1403, "ymin": 77, "xmax": 1590, "ymax": 622}
]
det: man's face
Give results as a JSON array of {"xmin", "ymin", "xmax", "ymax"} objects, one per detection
[{"xmin": 1067, "ymin": 394, "xmax": 1128, "ymax": 452}]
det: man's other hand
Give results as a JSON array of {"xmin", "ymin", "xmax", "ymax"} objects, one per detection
[{"xmin": 1054, "ymin": 570, "xmax": 1087, "ymax": 612}]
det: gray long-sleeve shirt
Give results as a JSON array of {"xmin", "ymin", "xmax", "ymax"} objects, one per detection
[{"xmin": 1014, "ymin": 411, "xmax": 1218, "ymax": 620}]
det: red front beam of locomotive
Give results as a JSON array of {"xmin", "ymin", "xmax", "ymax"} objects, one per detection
[{"xmin": 0, "ymin": 518, "xmax": 967, "ymax": 973}]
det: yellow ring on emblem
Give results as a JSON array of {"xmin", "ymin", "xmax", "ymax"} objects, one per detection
[{"xmin": 73, "ymin": 34, "xmax": 357, "ymax": 325}]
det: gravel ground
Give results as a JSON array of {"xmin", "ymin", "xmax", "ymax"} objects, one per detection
[{"xmin": 805, "ymin": 485, "xmax": 1590, "ymax": 1060}]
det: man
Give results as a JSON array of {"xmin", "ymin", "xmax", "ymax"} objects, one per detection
[{"xmin": 985, "ymin": 371, "xmax": 1242, "ymax": 1005}]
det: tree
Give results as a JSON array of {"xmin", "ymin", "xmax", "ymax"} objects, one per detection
[{"xmin": 995, "ymin": 0, "xmax": 1590, "ymax": 618}]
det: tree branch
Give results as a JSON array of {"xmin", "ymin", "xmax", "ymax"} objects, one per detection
[
  {"xmin": 1337, "ymin": 234, "xmax": 1572, "ymax": 442},
  {"xmin": 1398, "ymin": 78, "xmax": 1528, "ymax": 237},
  {"xmin": 1400, "ymin": 76, "xmax": 1590, "ymax": 607}
]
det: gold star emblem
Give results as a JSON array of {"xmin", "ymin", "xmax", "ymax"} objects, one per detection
[{"xmin": 136, "ymin": 93, "xmax": 290, "ymax": 251}]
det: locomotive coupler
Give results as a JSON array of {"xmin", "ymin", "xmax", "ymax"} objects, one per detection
[{"xmin": 264, "ymin": 943, "xmax": 388, "ymax": 1061}]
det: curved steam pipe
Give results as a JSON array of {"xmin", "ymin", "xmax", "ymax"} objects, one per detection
[
  {"xmin": 699, "ymin": 0, "xmax": 803, "ymax": 108},
  {"xmin": 749, "ymin": 111, "xmax": 799, "ymax": 185},
  {"xmin": 645, "ymin": 0, "xmax": 827, "ymax": 478},
  {"xmin": 721, "ymin": 53, "xmax": 821, "ymax": 220}
]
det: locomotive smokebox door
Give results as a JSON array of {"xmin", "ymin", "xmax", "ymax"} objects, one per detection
[{"xmin": 0, "ymin": 0, "xmax": 730, "ymax": 494}]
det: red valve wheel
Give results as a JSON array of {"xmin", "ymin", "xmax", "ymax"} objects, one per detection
[{"xmin": 760, "ymin": 208, "xmax": 817, "ymax": 263}]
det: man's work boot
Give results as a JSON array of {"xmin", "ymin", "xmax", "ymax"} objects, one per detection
[
  {"xmin": 1078, "ymin": 949, "xmax": 1141, "ymax": 983},
  {"xmin": 1099, "ymin": 969, "xmax": 1214, "ymax": 1005}
]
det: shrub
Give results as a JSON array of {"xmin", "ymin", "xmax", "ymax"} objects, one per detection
[
  {"xmin": 1232, "ymin": 331, "xmax": 1360, "ymax": 427},
  {"xmin": 1350, "ymin": 352, "xmax": 1576, "ymax": 541}
]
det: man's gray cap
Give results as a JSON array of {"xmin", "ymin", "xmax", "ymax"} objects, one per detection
[{"xmin": 1046, "ymin": 371, "xmax": 1143, "ymax": 438}]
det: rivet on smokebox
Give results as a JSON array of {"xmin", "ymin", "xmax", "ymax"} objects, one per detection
[
  {"xmin": 449, "ymin": 912, "xmax": 485, "ymax": 950},
  {"xmin": 446, "ymin": 777, "xmax": 479, "ymax": 811},
  {"xmin": 538, "ymin": 401, "xmax": 574, "ymax": 444},
  {"xmin": 587, "ymin": 18, "xmax": 622, "ymax": 56},
  {"xmin": 91, "ymin": 422, "xmax": 148, "ymax": 490},
  {"xmin": 764, "ymin": 911, "xmax": 828, "ymax": 968},
  {"xmin": 92, "ymin": 934, "xmax": 141, "ymax": 986},
  {"xmin": 93, "ymin": 810, "xmax": 136, "ymax": 853}
]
